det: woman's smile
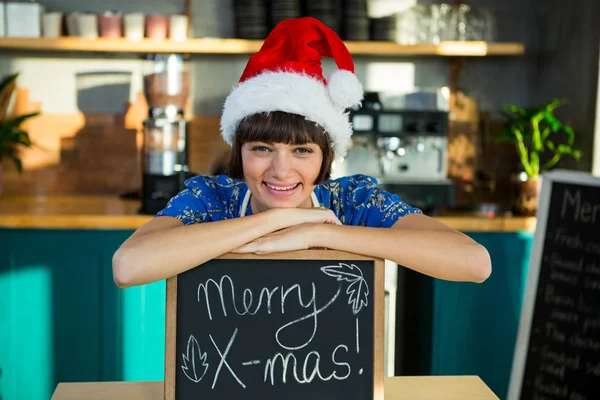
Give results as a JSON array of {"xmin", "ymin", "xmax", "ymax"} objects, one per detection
[{"xmin": 263, "ymin": 181, "xmax": 301, "ymax": 196}]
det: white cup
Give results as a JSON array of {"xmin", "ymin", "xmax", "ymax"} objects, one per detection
[
  {"xmin": 77, "ymin": 13, "xmax": 98, "ymax": 39},
  {"xmin": 66, "ymin": 12, "xmax": 79, "ymax": 36},
  {"xmin": 42, "ymin": 12, "xmax": 62, "ymax": 38},
  {"xmin": 124, "ymin": 13, "xmax": 144, "ymax": 41},
  {"xmin": 169, "ymin": 15, "xmax": 188, "ymax": 41}
]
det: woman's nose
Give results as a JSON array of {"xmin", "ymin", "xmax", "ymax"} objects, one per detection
[{"xmin": 269, "ymin": 152, "xmax": 294, "ymax": 177}]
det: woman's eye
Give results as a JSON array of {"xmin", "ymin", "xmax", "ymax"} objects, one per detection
[
  {"xmin": 252, "ymin": 146, "xmax": 270, "ymax": 152},
  {"xmin": 295, "ymin": 147, "xmax": 313, "ymax": 154}
]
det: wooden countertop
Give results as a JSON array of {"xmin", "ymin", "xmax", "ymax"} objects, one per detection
[
  {"xmin": 0, "ymin": 195, "xmax": 536, "ymax": 232},
  {"xmin": 51, "ymin": 376, "xmax": 499, "ymax": 399}
]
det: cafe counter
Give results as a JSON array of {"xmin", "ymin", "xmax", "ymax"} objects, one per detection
[
  {"xmin": 0, "ymin": 195, "xmax": 536, "ymax": 231},
  {"xmin": 50, "ymin": 376, "xmax": 500, "ymax": 400}
]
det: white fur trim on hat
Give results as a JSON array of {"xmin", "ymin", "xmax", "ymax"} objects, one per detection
[
  {"xmin": 327, "ymin": 69, "xmax": 363, "ymax": 110},
  {"xmin": 220, "ymin": 70, "xmax": 363, "ymax": 159}
]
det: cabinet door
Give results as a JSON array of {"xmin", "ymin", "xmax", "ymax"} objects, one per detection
[
  {"xmin": 0, "ymin": 230, "xmax": 104, "ymax": 400},
  {"xmin": 120, "ymin": 278, "xmax": 166, "ymax": 381},
  {"xmin": 430, "ymin": 231, "xmax": 534, "ymax": 400}
]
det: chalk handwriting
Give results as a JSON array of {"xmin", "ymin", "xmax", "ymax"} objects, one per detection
[
  {"xmin": 321, "ymin": 263, "xmax": 369, "ymax": 314},
  {"xmin": 548, "ymin": 253, "xmax": 583, "ymax": 273},
  {"xmin": 263, "ymin": 344, "xmax": 352, "ymax": 385},
  {"xmin": 181, "ymin": 335, "xmax": 209, "ymax": 383},
  {"xmin": 550, "ymin": 271, "xmax": 579, "ymax": 285},
  {"xmin": 540, "ymin": 362, "xmax": 566, "ymax": 380},
  {"xmin": 584, "ymin": 277, "xmax": 600, "ymax": 290},
  {"xmin": 568, "ymin": 333, "xmax": 600, "ymax": 351},
  {"xmin": 552, "ymin": 229, "xmax": 584, "ymax": 250},
  {"xmin": 544, "ymin": 323, "xmax": 566, "ymax": 343},
  {"xmin": 545, "ymin": 284, "xmax": 575, "ymax": 308},
  {"xmin": 540, "ymin": 347, "xmax": 580, "ymax": 370},
  {"xmin": 197, "ymin": 275, "xmax": 279, "ymax": 319},
  {"xmin": 550, "ymin": 309, "xmax": 579, "ymax": 324},
  {"xmin": 275, "ymin": 284, "xmax": 341, "ymax": 350},
  {"xmin": 209, "ymin": 328, "xmax": 246, "ymax": 389},
  {"xmin": 534, "ymin": 374, "xmax": 569, "ymax": 397},
  {"xmin": 356, "ymin": 317, "xmax": 360, "ymax": 354},
  {"xmin": 583, "ymin": 316, "xmax": 600, "ymax": 334},
  {"xmin": 561, "ymin": 188, "xmax": 600, "ymax": 224},
  {"xmin": 585, "ymin": 240, "xmax": 600, "ymax": 256},
  {"xmin": 585, "ymin": 261, "xmax": 600, "ymax": 277},
  {"xmin": 586, "ymin": 361, "xmax": 600, "ymax": 376},
  {"xmin": 197, "ymin": 276, "xmax": 344, "ymax": 350},
  {"xmin": 569, "ymin": 392, "xmax": 588, "ymax": 400}
]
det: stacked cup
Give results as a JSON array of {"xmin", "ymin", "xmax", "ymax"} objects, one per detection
[{"xmin": 41, "ymin": 11, "xmax": 190, "ymax": 41}]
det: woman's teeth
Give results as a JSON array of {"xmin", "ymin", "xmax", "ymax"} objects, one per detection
[{"xmin": 265, "ymin": 182, "xmax": 299, "ymax": 191}]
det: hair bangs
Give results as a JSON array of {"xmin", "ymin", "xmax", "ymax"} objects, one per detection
[{"xmin": 235, "ymin": 112, "xmax": 323, "ymax": 146}]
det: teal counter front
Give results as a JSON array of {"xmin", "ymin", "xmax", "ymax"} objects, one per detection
[
  {"xmin": 0, "ymin": 229, "xmax": 166, "ymax": 400},
  {"xmin": 429, "ymin": 231, "xmax": 534, "ymax": 400}
]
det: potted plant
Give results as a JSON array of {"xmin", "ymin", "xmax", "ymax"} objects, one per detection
[
  {"xmin": 496, "ymin": 98, "xmax": 581, "ymax": 216},
  {"xmin": 0, "ymin": 73, "xmax": 40, "ymax": 194}
]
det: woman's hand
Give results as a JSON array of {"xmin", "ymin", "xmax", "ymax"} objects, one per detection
[
  {"xmin": 271, "ymin": 206, "xmax": 342, "ymax": 227},
  {"xmin": 231, "ymin": 207, "xmax": 339, "ymax": 254},
  {"xmin": 232, "ymin": 223, "xmax": 321, "ymax": 254}
]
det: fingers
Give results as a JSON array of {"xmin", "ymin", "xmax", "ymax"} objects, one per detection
[{"xmin": 326, "ymin": 210, "xmax": 342, "ymax": 225}]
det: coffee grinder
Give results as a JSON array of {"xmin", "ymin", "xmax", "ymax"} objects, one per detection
[{"xmin": 141, "ymin": 53, "xmax": 190, "ymax": 214}]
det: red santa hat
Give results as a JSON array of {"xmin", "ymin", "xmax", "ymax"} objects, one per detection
[{"xmin": 220, "ymin": 17, "xmax": 364, "ymax": 159}]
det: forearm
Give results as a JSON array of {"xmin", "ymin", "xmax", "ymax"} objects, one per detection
[
  {"xmin": 312, "ymin": 225, "xmax": 491, "ymax": 283},
  {"xmin": 113, "ymin": 211, "xmax": 287, "ymax": 287}
]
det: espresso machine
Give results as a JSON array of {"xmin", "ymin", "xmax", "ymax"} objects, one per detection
[
  {"xmin": 141, "ymin": 54, "xmax": 190, "ymax": 214},
  {"xmin": 333, "ymin": 91, "xmax": 455, "ymax": 213}
]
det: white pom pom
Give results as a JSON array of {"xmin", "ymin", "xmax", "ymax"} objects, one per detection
[{"xmin": 327, "ymin": 69, "xmax": 364, "ymax": 109}]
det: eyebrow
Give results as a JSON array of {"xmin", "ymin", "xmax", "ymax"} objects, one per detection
[{"xmin": 249, "ymin": 141, "xmax": 315, "ymax": 146}]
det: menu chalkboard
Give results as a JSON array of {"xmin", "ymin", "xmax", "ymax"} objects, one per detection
[
  {"xmin": 164, "ymin": 250, "xmax": 385, "ymax": 400},
  {"xmin": 508, "ymin": 170, "xmax": 600, "ymax": 400}
]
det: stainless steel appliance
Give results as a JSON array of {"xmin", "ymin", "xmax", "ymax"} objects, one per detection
[
  {"xmin": 332, "ymin": 94, "xmax": 455, "ymax": 213},
  {"xmin": 141, "ymin": 54, "xmax": 190, "ymax": 214}
]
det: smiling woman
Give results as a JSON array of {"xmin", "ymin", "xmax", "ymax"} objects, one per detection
[{"xmin": 112, "ymin": 17, "xmax": 491, "ymax": 289}]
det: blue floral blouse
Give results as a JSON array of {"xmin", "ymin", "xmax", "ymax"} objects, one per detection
[{"xmin": 156, "ymin": 174, "xmax": 422, "ymax": 228}]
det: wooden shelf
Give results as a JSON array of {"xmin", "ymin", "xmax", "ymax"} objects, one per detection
[{"xmin": 0, "ymin": 37, "xmax": 525, "ymax": 56}]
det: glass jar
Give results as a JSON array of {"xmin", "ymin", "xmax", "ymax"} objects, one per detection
[
  {"xmin": 143, "ymin": 115, "xmax": 187, "ymax": 176},
  {"xmin": 143, "ymin": 53, "xmax": 190, "ymax": 112}
]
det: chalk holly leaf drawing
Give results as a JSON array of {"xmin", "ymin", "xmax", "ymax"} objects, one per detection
[
  {"xmin": 321, "ymin": 263, "xmax": 369, "ymax": 314},
  {"xmin": 181, "ymin": 335, "xmax": 208, "ymax": 383},
  {"xmin": 321, "ymin": 263, "xmax": 363, "ymax": 283},
  {"xmin": 347, "ymin": 278, "xmax": 369, "ymax": 315}
]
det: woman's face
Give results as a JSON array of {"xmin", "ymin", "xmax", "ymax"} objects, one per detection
[{"xmin": 242, "ymin": 141, "xmax": 323, "ymax": 213}]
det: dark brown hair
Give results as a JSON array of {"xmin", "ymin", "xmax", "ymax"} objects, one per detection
[{"xmin": 225, "ymin": 111, "xmax": 335, "ymax": 184}]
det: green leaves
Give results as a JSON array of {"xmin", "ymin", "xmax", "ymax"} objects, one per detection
[
  {"xmin": 0, "ymin": 73, "xmax": 39, "ymax": 173},
  {"xmin": 495, "ymin": 98, "xmax": 581, "ymax": 178},
  {"xmin": 0, "ymin": 73, "xmax": 18, "ymax": 96}
]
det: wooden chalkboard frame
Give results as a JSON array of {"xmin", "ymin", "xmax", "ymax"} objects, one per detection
[
  {"xmin": 163, "ymin": 249, "xmax": 385, "ymax": 400},
  {"xmin": 507, "ymin": 170, "xmax": 600, "ymax": 400}
]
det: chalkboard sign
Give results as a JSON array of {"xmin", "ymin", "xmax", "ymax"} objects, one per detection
[
  {"xmin": 164, "ymin": 250, "xmax": 385, "ymax": 400},
  {"xmin": 508, "ymin": 170, "xmax": 600, "ymax": 400}
]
